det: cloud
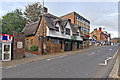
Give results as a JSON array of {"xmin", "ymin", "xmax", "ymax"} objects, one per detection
[
  {"xmin": 0, "ymin": 0, "xmax": 118, "ymax": 2},
  {"xmin": 109, "ymin": 12, "xmax": 118, "ymax": 16},
  {"xmin": 0, "ymin": 2, "xmax": 28, "ymax": 17},
  {"xmin": 0, "ymin": 2, "xmax": 118, "ymax": 38}
]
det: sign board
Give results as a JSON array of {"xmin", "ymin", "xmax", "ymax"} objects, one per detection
[
  {"xmin": 90, "ymin": 39, "xmax": 92, "ymax": 41},
  {"xmin": 89, "ymin": 42, "xmax": 91, "ymax": 45},
  {"xmin": 65, "ymin": 41, "xmax": 72, "ymax": 44},
  {"xmin": 71, "ymin": 36, "xmax": 77, "ymax": 40},
  {"xmin": 94, "ymin": 40, "xmax": 96, "ymax": 42},
  {"xmin": 17, "ymin": 42, "xmax": 23, "ymax": 49},
  {"xmin": 74, "ymin": 42, "xmax": 77, "ymax": 46},
  {"xmin": 1, "ymin": 34, "xmax": 13, "ymax": 42},
  {"xmin": 43, "ymin": 44, "xmax": 46, "ymax": 49}
]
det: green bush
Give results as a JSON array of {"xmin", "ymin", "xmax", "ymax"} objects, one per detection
[
  {"xmin": 25, "ymin": 44, "xmax": 29, "ymax": 51},
  {"xmin": 30, "ymin": 45, "xmax": 38, "ymax": 51}
]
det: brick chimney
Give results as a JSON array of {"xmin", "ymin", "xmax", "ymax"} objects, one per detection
[
  {"xmin": 26, "ymin": 21, "xmax": 28, "ymax": 24},
  {"xmin": 99, "ymin": 27, "xmax": 102, "ymax": 31},
  {"xmin": 94, "ymin": 28, "xmax": 97, "ymax": 32},
  {"xmin": 44, "ymin": 7, "xmax": 48, "ymax": 13}
]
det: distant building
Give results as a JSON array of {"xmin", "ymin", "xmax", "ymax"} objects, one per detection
[
  {"xmin": 111, "ymin": 38, "xmax": 120, "ymax": 45},
  {"xmin": 60, "ymin": 12, "xmax": 90, "ymax": 48},
  {"xmin": 90, "ymin": 27, "xmax": 111, "ymax": 46}
]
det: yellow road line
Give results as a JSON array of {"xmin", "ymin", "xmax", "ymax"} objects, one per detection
[{"xmin": 113, "ymin": 47, "xmax": 120, "ymax": 58}]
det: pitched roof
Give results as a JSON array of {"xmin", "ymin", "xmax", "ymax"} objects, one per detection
[
  {"xmin": 22, "ymin": 13, "xmax": 80, "ymax": 36},
  {"xmin": 22, "ymin": 21, "xmax": 40, "ymax": 36}
]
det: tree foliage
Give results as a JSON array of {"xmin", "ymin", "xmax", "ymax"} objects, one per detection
[
  {"xmin": 24, "ymin": 2, "xmax": 42, "ymax": 23},
  {"xmin": 2, "ymin": 9, "xmax": 26, "ymax": 35}
]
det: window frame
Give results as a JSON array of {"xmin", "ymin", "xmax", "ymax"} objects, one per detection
[
  {"xmin": 31, "ymin": 39, "xmax": 33, "ymax": 45},
  {"xmin": 65, "ymin": 28, "xmax": 70, "ymax": 35}
]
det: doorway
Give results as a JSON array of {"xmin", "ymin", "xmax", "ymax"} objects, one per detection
[{"xmin": 2, "ymin": 43, "xmax": 11, "ymax": 61}]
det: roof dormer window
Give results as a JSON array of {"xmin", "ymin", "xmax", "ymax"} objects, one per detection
[
  {"xmin": 65, "ymin": 28, "xmax": 70, "ymax": 35},
  {"xmin": 77, "ymin": 29, "xmax": 79, "ymax": 36},
  {"xmin": 55, "ymin": 26, "xmax": 59, "ymax": 32},
  {"xmin": 55, "ymin": 23, "xmax": 59, "ymax": 32}
]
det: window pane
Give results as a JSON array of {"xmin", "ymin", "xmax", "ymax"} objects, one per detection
[
  {"xmin": 4, "ymin": 45, "xmax": 10, "ymax": 52},
  {"xmin": 55, "ymin": 27, "xmax": 59, "ymax": 32}
]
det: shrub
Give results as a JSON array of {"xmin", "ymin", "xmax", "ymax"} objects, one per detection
[
  {"xmin": 30, "ymin": 45, "xmax": 38, "ymax": 51},
  {"xmin": 25, "ymin": 44, "xmax": 29, "ymax": 51}
]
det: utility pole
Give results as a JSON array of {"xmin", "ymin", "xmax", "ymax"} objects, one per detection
[{"xmin": 42, "ymin": 0, "xmax": 44, "ymax": 55}]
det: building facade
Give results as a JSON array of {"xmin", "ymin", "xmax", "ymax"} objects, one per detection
[
  {"xmin": 60, "ymin": 12, "xmax": 90, "ymax": 48},
  {"xmin": 90, "ymin": 27, "xmax": 111, "ymax": 46},
  {"xmin": 22, "ymin": 8, "xmax": 83, "ymax": 55}
]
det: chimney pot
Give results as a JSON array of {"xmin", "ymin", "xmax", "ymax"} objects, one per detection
[
  {"xmin": 99, "ymin": 27, "xmax": 102, "ymax": 31},
  {"xmin": 44, "ymin": 7, "xmax": 48, "ymax": 13},
  {"xmin": 94, "ymin": 28, "xmax": 97, "ymax": 31}
]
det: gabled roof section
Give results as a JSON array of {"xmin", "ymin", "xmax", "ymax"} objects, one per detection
[
  {"xmin": 22, "ymin": 12, "xmax": 81, "ymax": 37},
  {"xmin": 44, "ymin": 13, "xmax": 62, "ymax": 30},
  {"xmin": 22, "ymin": 20, "xmax": 41, "ymax": 36},
  {"xmin": 71, "ymin": 23, "xmax": 79, "ymax": 35}
]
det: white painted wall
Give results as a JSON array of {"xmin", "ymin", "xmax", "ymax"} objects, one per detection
[{"xmin": 46, "ymin": 22, "xmax": 83, "ymax": 41}]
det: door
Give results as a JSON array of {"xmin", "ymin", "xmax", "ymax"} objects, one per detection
[
  {"xmin": 60, "ymin": 40, "xmax": 62, "ymax": 49},
  {"xmin": 2, "ymin": 43, "xmax": 11, "ymax": 61},
  {"xmin": 77, "ymin": 42, "xmax": 79, "ymax": 49},
  {"xmin": 64, "ymin": 41, "xmax": 72, "ymax": 51}
]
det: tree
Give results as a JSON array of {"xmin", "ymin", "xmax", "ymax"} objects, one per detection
[
  {"xmin": 24, "ymin": 2, "xmax": 42, "ymax": 23},
  {"xmin": 2, "ymin": 9, "xmax": 26, "ymax": 35}
]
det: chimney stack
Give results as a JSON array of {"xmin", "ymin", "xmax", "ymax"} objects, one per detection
[
  {"xmin": 44, "ymin": 7, "xmax": 48, "ymax": 13},
  {"xmin": 94, "ymin": 28, "xmax": 97, "ymax": 31},
  {"xmin": 99, "ymin": 27, "xmax": 102, "ymax": 31}
]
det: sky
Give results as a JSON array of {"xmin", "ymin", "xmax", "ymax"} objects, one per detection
[{"xmin": 0, "ymin": 1, "xmax": 119, "ymax": 38}]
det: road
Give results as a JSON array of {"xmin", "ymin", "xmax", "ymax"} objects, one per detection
[{"xmin": 2, "ymin": 45, "xmax": 119, "ymax": 78}]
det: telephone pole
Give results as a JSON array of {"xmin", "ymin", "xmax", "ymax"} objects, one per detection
[{"xmin": 42, "ymin": 0, "xmax": 44, "ymax": 55}]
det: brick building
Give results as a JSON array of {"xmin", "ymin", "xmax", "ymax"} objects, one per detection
[
  {"xmin": 111, "ymin": 38, "xmax": 120, "ymax": 45},
  {"xmin": 22, "ymin": 8, "xmax": 83, "ymax": 55},
  {"xmin": 60, "ymin": 12, "xmax": 90, "ymax": 48},
  {"xmin": 90, "ymin": 27, "xmax": 111, "ymax": 46}
]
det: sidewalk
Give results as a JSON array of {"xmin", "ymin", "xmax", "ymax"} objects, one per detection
[
  {"xmin": 109, "ymin": 56, "xmax": 119, "ymax": 78},
  {"xmin": 2, "ymin": 46, "xmax": 97, "ymax": 68}
]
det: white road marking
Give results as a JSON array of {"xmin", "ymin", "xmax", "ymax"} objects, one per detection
[
  {"xmin": 57, "ymin": 55, "xmax": 67, "ymax": 58},
  {"xmin": 66, "ymin": 70, "xmax": 69, "ymax": 72},
  {"xmin": 97, "ymin": 51, "xmax": 100, "ymax": 52},
  {"xmin": 88, "ymin": 52, "xmax": 95, "ymax": 56},
  {"xmin": 98, "ymin": 57, "xmax": 112, "ymax": 66},
  {"xmin": 46, "ymin": 59, "xmax": 51, "ymax": 61},
  {"xmin": 109, "ymin": 49, "xmax": 112, "ymax": 51},
  {"xmin": 6, "ymin": 66, "xmax": 17, "ymax": 69},
  {"xmin": 46, "ymin": 55, "xmax": 67, "ymax": 61},
  {"xmin": 50, "ymin": 68, "xmax": 54, "ymax": 70}
]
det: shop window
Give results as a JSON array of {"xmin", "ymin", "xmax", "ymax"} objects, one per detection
[
  {"xmin": 31, "ymin": 39, "xmax": 33, "ymax": 45},
  {"xmin": 4, "ymin": 45, "xmax": 10, "ymax": 52},
  {"xmin": 51, "ymin": 39, "xmax": 59, "ymax": 44},
  {"xmin": 26, "ymin": 39, "xmax": 29, "ymax": 44}
]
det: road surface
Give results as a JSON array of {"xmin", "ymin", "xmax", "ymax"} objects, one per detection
[{"xmin": 2, "ymin": 45, "xmax": 119, "ymax": 78}]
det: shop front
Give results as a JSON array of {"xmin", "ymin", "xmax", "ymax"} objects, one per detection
[{"xmin": 64, "ymin": 40, "xmax": 72, "ymax": 51}]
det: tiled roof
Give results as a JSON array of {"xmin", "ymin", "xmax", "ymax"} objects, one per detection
[
  {"xmin": 22, "ymin": 21, "xmax": 40, "ymax": 36},
  {"xmin": 22, "ymin": 13, "xmax": 80, "ymax": 36}
]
